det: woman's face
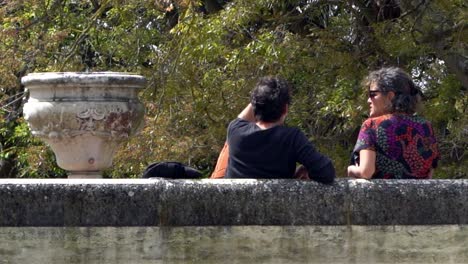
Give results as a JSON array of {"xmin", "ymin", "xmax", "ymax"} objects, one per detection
[{"xmin": 367, "ymin": 82, "xmax": 394, "ymax": 117}]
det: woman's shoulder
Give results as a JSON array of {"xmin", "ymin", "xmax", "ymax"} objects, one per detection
[
  {"xmin": 361, "ymin": 114, "xmax": 393, "ymax": 128},
  {"xmin": 401, "ymin": 114, "xmax": 431, "ymax": 124},
  {"xmin": 389, "ymin": 113, "xmax": 434, "ymax": 128},
  {"xmin": 364, "ymin": 114, "xmax": 435, "ymax": 134},
  {"xmin": 364, "ymin": 113, "xmax": 428, "ymax": 125}
]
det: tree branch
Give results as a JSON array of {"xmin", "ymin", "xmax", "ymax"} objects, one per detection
[{"xmin": 58, "ymin": 0, "xmax": 111, "ymax": 71}]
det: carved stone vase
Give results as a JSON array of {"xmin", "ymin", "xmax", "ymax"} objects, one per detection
[{"xmin": 22, "ymin": 72, "xmax": 146, "ymax": 178}]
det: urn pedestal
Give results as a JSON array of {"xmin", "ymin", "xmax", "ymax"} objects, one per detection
[{"xmin": 21, "ymin": 72, "xmax": 146, "ymax": 178}]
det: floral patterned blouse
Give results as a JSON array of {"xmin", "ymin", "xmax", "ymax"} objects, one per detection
[{"xmin": 352, "ymin": 114, "xmax": 440, "ymax": 179}]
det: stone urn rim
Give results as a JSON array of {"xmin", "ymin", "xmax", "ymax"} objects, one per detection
[{"xmin": 21, "ymin": 72, "xmax": 147, "ymax": 89}]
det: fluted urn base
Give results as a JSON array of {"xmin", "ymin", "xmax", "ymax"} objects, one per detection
[{"xmin": 46, "ymin": 133, "xmax": 118, "ymax": 178}]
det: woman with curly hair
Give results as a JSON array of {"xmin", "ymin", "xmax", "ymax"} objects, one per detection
[{"xmin": 348, "ymin": 67, "xmax": 440, "ymax": 179}]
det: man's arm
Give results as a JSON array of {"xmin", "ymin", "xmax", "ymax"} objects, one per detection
[
  {"xmin": 296, "ymin": 134, "xmax": 336, "ymax": 184},
  {"xmin": 308, "ymin": 160, "xmax": 336, "ymax": 184},
  {"xmin": 238, "ymin": 103, "xmax": 256, "ymax": 122}
]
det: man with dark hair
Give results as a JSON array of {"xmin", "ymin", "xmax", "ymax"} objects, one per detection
[{"xmin": 224, "ymin": 76, "xmax": 335, "ymax": 183}]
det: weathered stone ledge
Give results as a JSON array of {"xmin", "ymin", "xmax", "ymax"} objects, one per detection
[{"xmin": 0, "ymin": 178, "xmax": 467, "ymax": 226}]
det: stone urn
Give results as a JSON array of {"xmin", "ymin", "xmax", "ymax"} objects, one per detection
[{"xmin": 21, "ymin": 72, "xmax": 146, "ymax": 178}]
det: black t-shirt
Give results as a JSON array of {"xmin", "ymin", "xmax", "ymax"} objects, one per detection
[{"xmin": 225, "ymin": 118, "xmax": 334, "ymax": 181}]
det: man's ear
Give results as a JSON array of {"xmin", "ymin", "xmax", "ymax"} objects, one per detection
[{"xmin": 387, "ymin": 91, "xmax": 395, "ymax": 100}]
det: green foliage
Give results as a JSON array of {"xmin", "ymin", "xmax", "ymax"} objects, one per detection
[
  {"xmin": 0, "ymin": 116, "xmax": 66, "ymax": 178},
  {"xmin": 1, "ymin": 0, "xmax": 466, "ymax": 178}
]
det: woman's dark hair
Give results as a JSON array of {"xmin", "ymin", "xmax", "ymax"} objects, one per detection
[
  {"xmin": 250, "ymin": 76, "xmax": 291, "ymax": 122},
  {"xmin": 365, "ymin": 67, "xmax": 422, "ymax": 114}
]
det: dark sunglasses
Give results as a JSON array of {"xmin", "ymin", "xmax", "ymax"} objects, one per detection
[{"xmin": 368, "ymin": 90, "xmax": 385, "ymax": 98}]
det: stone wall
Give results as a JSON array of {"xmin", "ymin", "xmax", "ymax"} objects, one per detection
[
  {"xmin": 0, "ymin": 178, "xmax": 467, "ymax": 226},
  {"xmin": 1, "ymin": 226, "xmax": 467, "ymax": 264},
  {"xmin": 1, "ymin": 178, "xmax": 467, "ymax": 263}
]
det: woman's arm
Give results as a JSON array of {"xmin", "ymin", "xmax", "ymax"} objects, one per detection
[
  {"xmin": 238, "ymin": 103, "xmax": 256, "ymax": 122},
  {"xmin": 347, "ymin": 149, "xmax": 376, "ymax": 179}
]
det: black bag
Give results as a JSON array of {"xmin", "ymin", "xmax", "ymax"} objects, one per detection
[{"xmin": 142, "ymin": 161, "xmax": 202, "ymax": 179}]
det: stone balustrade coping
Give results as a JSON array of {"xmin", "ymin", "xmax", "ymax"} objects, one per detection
[{"xmin": 0, "ymin": 178, "xmax": 467, "ymax": 226}]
